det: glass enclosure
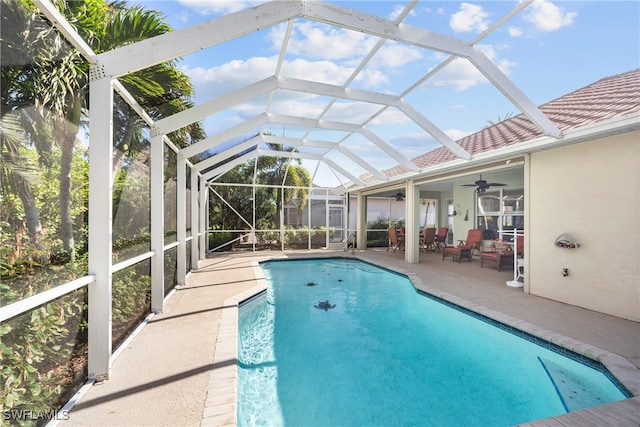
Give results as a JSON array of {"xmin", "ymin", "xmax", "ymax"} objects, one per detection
[
  {"xmin": 208, "ymin": 184, "xmax": 347, "ymax": 251},
  {"xmin": 0, "ymin": 0, "xmax": 535, "ymax": 420},
  {"xmin": 1, "ymin": 0, "xmax": 195, "ymax": 415}
]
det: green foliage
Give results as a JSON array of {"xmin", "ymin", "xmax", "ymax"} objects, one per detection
[
  {"xmin": 207, "ymin": 143, "xmax": 313, "ymax": 244},
  {"xmin": 0, "ymin": 0, "xmax": 203, "ymax": 421},
  {"xmin": 1, "ymin": 148, "xmax": 89, "ymax": 303},
  {"xmin": 367, "ymin": 216, "xmax": 404, "ymax": 230},
  {"xmin": 208, "ymin": 231, "xmax": 236, "ymax": 251},
  {"xmin": 0, "ymin": 289, "xmax": 88, "ymax": 424},
  {"xmin": 366, "ymin": 217, "xmax": 403, "ymax": 247},
  {"xmin": 111, "ymin": 267, "xmax": 151, "ymax": 348}
]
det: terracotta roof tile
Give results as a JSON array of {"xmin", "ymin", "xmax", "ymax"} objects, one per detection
[{"xmin": 402, "ymin": 68, "xmax": 640, "ymax": 176}]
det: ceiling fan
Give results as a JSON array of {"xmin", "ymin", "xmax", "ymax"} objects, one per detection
[
  {"xmin": 461, "ymin": 174, "xmax": 507, "ymax": 193},
  {"xmin": 394, "ymin": 192, "xmax": 405, "ymax": 201}
]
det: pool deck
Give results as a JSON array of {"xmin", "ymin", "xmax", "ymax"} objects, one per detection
[{"xmin": 60, "ymin": 249, "xmax": 640, "ymax": 427}]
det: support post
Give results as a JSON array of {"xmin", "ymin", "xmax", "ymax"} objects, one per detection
[
  {"xmin": 199, "ymin": 182, "xmax": 207, "ymax": 259},
  {"xmin": 325, "ymin": 193, "xmax": 330, "ymax": 249},
  {"xmin": 88, "ymin": 75, "xmax": 114, "ymax": 381},
  {"xmin": 190, "ymin": 169, "xmax": 199, "ymax": 270},
  {"xmin": 405, "ymin": 181, "xmax": 420, "ymax": 264},
  {"xmin": 150, "ymin": 134, "xmax": 164, "ymax": 313},
  {"xmin": 356, "ymin": 193, "xmax": 367, "ymax": 250},
  {"xmin": 176, "ymin": 155, "xmax": 186, "ymax": 286}
]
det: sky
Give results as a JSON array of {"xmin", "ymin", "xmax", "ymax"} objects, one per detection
[{"xmin": 138, "ymin": 0, "xmax": 639, "ymax": 187}]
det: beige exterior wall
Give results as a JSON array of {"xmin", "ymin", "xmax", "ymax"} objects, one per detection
[{"xmin": 528, "ymin": 131, "xmax": 640, "ymax": 321}]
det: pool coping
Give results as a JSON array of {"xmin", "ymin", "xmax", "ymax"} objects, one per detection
[{"xmin": 201, "ymin": 255, "xmax": 640, "ymax": 427}]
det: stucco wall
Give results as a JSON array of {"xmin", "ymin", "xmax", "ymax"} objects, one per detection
[{"xmin": 528, "ymin": 131, "xmax": 639, "ymax": 321}]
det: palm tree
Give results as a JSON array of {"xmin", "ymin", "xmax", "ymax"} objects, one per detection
[
  {"xmin": 3, "ymin": 0, "xmax": 204, "ymax": 261},
  {"xmin": 486, "ymin": 112, "xmax": 514, "ymax": 127},
  {"xmin": 0, "ymin": 113, "xmax": 45, "ymax": 263},
  {"xmin": 254, "ymin": 143, "xmax": 312, "ymax": 228},
  {"xmin": 1, "ymin": 0, "xmax": 50, "ymax": 260}
]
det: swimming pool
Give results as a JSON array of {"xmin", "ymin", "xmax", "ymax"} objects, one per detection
[{"xmin": 237, "ymin": 258, "xmax": 629, "ymax": 426}]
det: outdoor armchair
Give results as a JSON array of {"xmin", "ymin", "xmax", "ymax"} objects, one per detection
[
  {"xmin": 442, "ymin": 229, "xmax": 483, "ymax": 262},
  {"xmin": 480, "ymin": 239, "xmax": 513, "ymax": 272}
]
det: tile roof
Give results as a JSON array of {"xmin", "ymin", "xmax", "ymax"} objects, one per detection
[{"xmin": 382, "ymin": 68, "xmax": 640, "ymax": 178}]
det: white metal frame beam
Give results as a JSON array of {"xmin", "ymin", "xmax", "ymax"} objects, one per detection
[
  {"xmin": 96, "ymin": 1, "xmax": 299, "ymax": 77},
  {"xmin": 256, "ymin": 148, "xmax": 365, "ymax": 185},
  {"xmin": 153, "ymin": 77, "xmax": 277, "ymax": 136},
  {"xmin": 91, "ymin": 0, "xmax": 559, "ymax": 181},
  {"xmin": 277, "ymin": 77, "xmax": 471, "ymax": 160},
  {"xmin": 194, "ymin": 135, "xmax": 262, "ymax": 173},
  {"xmin": 31, "ymin": 0, "xmax": 97, "ymax": 64},
  {"xmin": 267, "ymin": 113, "xmax": 420, "ymax": 172},
  {"xmin": 180, "ymin": 114, "xmax": 268, "ymax": 160},
  {"xmin": 262, "ymin": 135, "xmax": 388, "ymax": 181}
]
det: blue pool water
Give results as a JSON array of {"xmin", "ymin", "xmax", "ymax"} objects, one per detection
[{"xmin": 238, "ymin": 258, "xmax": 628, "ymax": 426}]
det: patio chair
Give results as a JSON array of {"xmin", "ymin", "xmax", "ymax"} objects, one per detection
[
  {"xmin": 434, "ymin": 227, "xmax": 449, "ymax": 251},
  {"xmin": 387, "ymin": 226, "xmax": 403, "ymax": 252},
  {"xmin": 480, "ymin": 239, "xmax": 513, "ymax": 272},
  {"xmin": 442, "ymin": 229, "xmax": 483, "ymax": 262},
  {"xmin": 420, "ymin": 227, "xmax": 437, "ymax": 253}
]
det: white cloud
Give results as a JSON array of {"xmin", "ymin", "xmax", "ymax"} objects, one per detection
[
  {"xmin": 267, "ymin": 97, "xmax": 328, "ymax": 118},
  {"xmin": 420, "ymin": 45, "xmax": 516, "ymax": 91},
  {"xmin": 450, "ymin": 3, "xmax": 490, "ymax": 33},
  {"xmin": 508, "ymin": 26, "xmax": 523, "ymax": 37},
  {"xmin": 282, "ymin": 21, "xmax": 377, "ymax": 62},
  {"xmin": 371, "ymin": 42, "xmax": 423, "ymax": 71},
  {"xmin": 475, "ymin": 44, "xmax": 517, "ymax": 75},
  {"xmin": 182, "ymin": 55, "xmax": 400, "ymax": 125},
  {"xmin": 418, "ymin": 58, "xmax": 479, "ymax": 92},
  {"xmin": 321, "ymin": 101, "xmax": 387, "ymax": 125},
  {"xmin": 175, "ymin": 10, "xmax": 191, "ymax": 24},
  {"xmin": 367, "ymin": 108, "xmax": 412, "ymax": 127},
  {"xmin": 389, "ymin": 4, "xmax": 416, "ymax": 21},
  {"xmin": 182, "ymin": 56, "xmax": 277, "ymax": 97},
  {"xmin": 445, "ymin": 128, "xmax": 474, "ymax": 142},
  {"xmin": 281, "ymin": 58, "xmax": 354, "ymax": 85},
  {"xmin": 177, "ymin": 0, "xmax": 264, "ymax": 15},
  {"xmin": 353, "ymin": 69, "xmax": 389, "ymax": 89},
  {"xmin": 268, "ymin": 22, "xmax": 423, "ymax": 89},
  {"xmin": 524, "ymin": 0, "xmax": 577, "ymax": 32}
]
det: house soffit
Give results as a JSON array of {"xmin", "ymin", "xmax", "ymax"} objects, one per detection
[{"xmin": 88, "ymin": 0, "xmax": 563, "ymax": 190}]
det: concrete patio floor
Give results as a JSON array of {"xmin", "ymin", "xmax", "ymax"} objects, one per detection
[{"xmin": 60, "ymin": 249, "xmax": 640, "ymax": 427}]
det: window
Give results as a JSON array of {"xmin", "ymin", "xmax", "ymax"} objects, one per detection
[{"xmin": 477, "ymin": 187, "xmax": 524, "ymax": 240}]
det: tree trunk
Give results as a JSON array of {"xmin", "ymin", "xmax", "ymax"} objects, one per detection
[
  {"xmin": 59, "ymin": 134, "xmax": 74, "ymax": 260},
  {"xmin": 58, "ymin": 94, "xmax": 82, "ymax": 261},
  {"xmin": 17, "ymin": 181, "xmax": 47, "ymax": 264}
]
